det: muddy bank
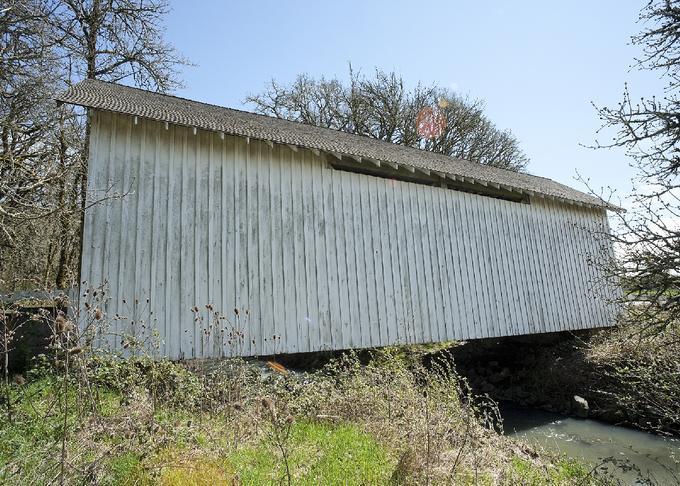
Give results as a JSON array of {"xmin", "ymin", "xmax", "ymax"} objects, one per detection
[{"xmin": 431, "ymin": 331, "xmax": 679, "ymax": 436}]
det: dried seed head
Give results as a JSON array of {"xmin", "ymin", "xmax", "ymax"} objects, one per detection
[
  {"xmin": 55, "ymin": 316, "xmax": 74, "ymax": 334},
  {"xmin": 261, "ymin": 397, "xmax": 275, "ymax": 414}
]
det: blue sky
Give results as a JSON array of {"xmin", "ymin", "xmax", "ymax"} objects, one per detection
[{"xmin": 165, "ymin": 0, "xmax": 665, "ymax": 202}]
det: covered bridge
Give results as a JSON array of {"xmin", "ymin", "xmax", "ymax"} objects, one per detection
[{"xmin": 59, "ymin": 80, "xmax": 619, "ymax": 359}]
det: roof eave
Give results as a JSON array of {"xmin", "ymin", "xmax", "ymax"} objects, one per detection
[{"xmin": 56, "ymin": 83, "xmax": 612, "ymax": 211}]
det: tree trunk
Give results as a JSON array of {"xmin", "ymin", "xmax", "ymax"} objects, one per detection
[{"xmin": 55, "ymin": 121, "xmax": 71, "ymax": 290}]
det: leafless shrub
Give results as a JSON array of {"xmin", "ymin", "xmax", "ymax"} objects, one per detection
[
  {"xmin": 258, "ymin": 396, "xmax": 294, "ymax": 485},
  {"xmin": 586, "ymin": 1, "xmax": 680, "ymax": 341},
  {"xmin": 266, "ymin": 350, "xmax": 512, "ymax": 483}
]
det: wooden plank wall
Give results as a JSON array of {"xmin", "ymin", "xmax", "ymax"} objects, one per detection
[{"xmin": 81, "ymin": 111, "xmax": 619, "ymax": 359}]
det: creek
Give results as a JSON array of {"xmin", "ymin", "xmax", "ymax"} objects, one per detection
[{"xmin": 500, "ymin": 403, "xmax": 680, "ymax": 485}]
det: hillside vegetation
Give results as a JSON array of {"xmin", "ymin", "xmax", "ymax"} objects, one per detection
[{"xmin": 0, "ymin": 341, "xmax": 605, "ymax": 485}]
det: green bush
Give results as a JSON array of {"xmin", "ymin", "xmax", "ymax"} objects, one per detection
[{"xmin": 84, "ymin": 355, "xmax": 203, "ymax": 409}]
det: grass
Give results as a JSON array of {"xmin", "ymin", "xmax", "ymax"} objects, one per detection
[
  {"xmin": 509, "ymin": 457, "xmax": 591, "ymax": 485},
  {"xmin": 106, "ymin": 453, "xmax": 144, "ymax": 485},
  {"xmin": 156, "ymin": 456, "xmax": 234, "ymax": 486},
  {"xmin": 227, "ymin": 421, "xmax": 395, "ymax": 484},
  {"xmin": 47, "ymin": 417, "xmax": 393, "ymax": 484}
]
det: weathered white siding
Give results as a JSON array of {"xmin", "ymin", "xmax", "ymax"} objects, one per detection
[{"xmin": 81, "ymin": 111, "xmax": 618, "ymax": 359}]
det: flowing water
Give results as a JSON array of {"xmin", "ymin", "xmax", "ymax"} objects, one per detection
[{"xmin": 500, "ymin": 403, "xmax": 680, "ymax": 485}]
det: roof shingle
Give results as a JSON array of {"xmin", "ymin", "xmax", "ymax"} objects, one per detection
[{"xmin": 58, "ymin": 79, "xmax": 608, "ymax": 209}]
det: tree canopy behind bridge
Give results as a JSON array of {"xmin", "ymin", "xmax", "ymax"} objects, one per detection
[{"xmin": 246, "ymin": 68, "xmax": 529, "ymax": 172}]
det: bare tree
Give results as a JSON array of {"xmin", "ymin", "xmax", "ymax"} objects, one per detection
[
  {"xmin": 0, "ymin": 0, "xmax": 187, "ymax": 290},
  {"xmin": 594, "ymin": 0, "xmax": 680, "ymax": 336},
  {"xmin": 48, "ymin": 0, "xmax": 188, "ymax": 287},
  {"xmin": 0, "ymin": 1, "xmax": 74, "ymax": 288},
  {"xmin": 246, "ymin": 68, "xmax": 529, "ymax": 172},
  {"xmin": 48, "ymin": 0, "xmax": 186, "ymax": 91}
]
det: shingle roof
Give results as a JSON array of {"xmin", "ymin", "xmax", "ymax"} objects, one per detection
[{"xmin": 58, "ymin": 79, "xmax": 609, "ymax": 209}]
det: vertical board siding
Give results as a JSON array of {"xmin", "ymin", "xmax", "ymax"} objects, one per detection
[{"xmin": 82, "ymin": 112, "xmax": 619, "ymax": 358}]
